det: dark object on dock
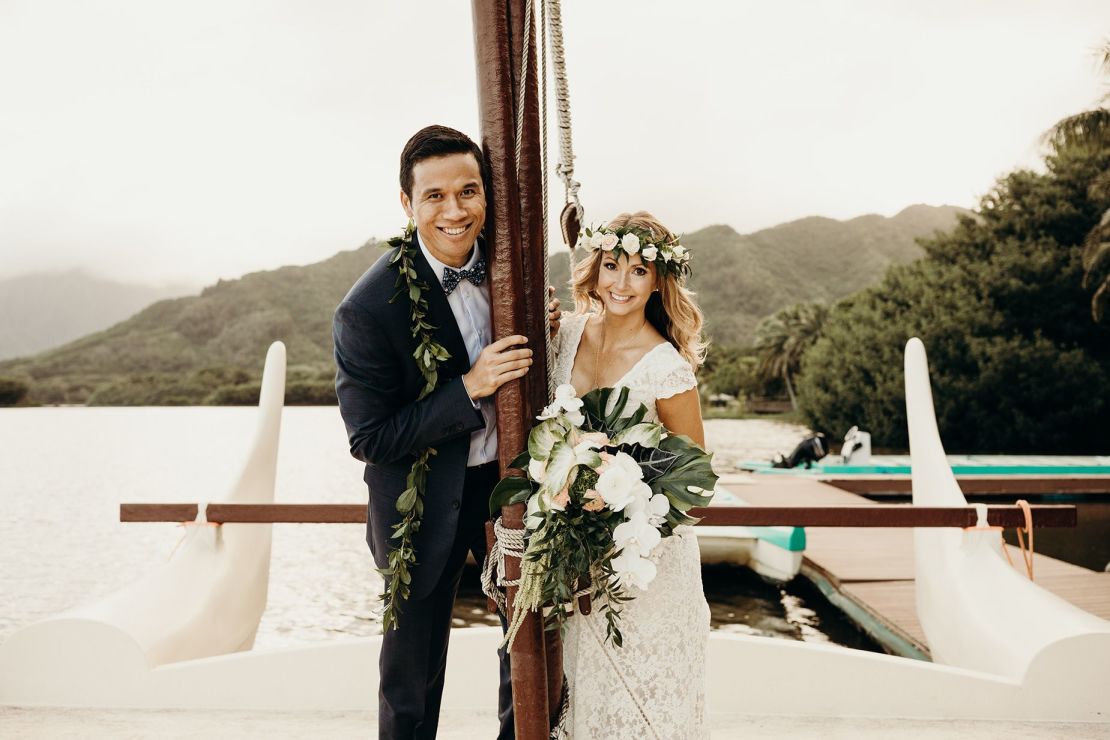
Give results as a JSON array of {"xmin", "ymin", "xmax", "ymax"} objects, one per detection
[{"xmin": 773, "ymin": 433, "xmax": 829, "ymax": 469}]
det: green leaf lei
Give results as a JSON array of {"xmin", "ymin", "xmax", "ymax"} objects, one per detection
[{"xmin": 380, "ymin": 220, "xmax": 452, "ymax": 631}]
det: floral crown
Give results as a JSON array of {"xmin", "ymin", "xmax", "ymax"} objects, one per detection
[{"xmin": 575, "ymin": 224, "xmax": 691, "ymax": 279}]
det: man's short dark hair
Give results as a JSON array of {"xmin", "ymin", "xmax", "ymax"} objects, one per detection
[{"xmin": 399, "ymin": 125, "xmax": 489, "ymax": 198}]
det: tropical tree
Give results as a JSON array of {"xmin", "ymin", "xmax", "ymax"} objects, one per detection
[
  {"xmin": 796, "ymin": 128, "xmax": 1110, "ymax": 453},
  {"xmin": 753, "ymin": 301, "xmax": 828, "ymax": 410},
  {"xmin": 1046, "ymin": 40, "xmax": 1110, "ymax": 321}
]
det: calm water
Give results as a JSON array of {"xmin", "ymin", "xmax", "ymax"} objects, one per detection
[{"xmin": 0, "ymin": 407, "xmax": 876, "ymax": 652}]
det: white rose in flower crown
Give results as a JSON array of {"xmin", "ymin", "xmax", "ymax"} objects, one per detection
[
  {"xmin": 611, "ymin": 548, "xmax": 658, "ymax": 590},
  {"xmin": 641, "ymin": 245, "xmax": 658, "ymax": 261},
  {"xmin": 621, "ymin": 233, "xmax": 640, "ymax": 254},
  {"xmin": 672, "ymin": 245, "xmax": 687, "ymax": 261},
  {"xmin": 599, "ymin": 233, "xmax": 619, "ymax": 251},
  {"xmin": 590, "ymin": 232, "xmax": 606, "ymax": 250}
]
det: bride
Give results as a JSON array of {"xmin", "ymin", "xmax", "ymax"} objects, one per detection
[{"xmin": 553, "ymin": 211, "xmax": 710, "ymax": 739}]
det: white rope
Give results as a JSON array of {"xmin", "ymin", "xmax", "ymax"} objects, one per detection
[
  {"xmin": 513, "ymin": 0, "xmax": 533, "ymax": 184},
  {"xmin": 540, "ymin": 0, "xmax": 555, "ymax": 398},
  {"xmin": 546, "ymin": 0, "xmax": 582, "ymax": 245},
  {"xmin": 481, "ymin": 516, "xmax": 526, "ymax": 613}
]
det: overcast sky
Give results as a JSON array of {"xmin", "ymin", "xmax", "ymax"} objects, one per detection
[{"xmin": 1, "ymin": 1, "xmax": 1107, "ymax": 287}]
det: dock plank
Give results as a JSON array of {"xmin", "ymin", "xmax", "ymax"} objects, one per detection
[{"xmin": 716, "ymin": 475, "xmax": 1110, "ymax": 656}]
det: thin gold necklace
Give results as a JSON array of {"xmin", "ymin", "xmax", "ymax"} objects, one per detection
[{"xmin": 591, "ymin": 314, "xmax": 648, "ymax": 389}]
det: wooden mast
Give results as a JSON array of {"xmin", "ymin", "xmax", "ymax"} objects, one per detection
[{"xmin": 472, "ymin": 1, "xmax": 559, "ymax": 737}]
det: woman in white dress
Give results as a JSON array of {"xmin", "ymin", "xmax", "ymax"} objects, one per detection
[{"xmin": 553, "ymin": 211, "xmax": 711, "ymax": 739}]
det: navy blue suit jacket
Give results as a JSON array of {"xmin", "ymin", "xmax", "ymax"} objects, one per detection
[{"xmin": 333, "ymin": 235, "xmax": 487, "ymax": 600}]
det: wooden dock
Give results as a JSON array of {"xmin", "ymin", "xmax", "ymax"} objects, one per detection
[{"xmin": 717, "ymin": 474, "xmax": 1110, "ymax": 660}]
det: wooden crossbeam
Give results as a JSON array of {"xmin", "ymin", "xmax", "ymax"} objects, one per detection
[{"xmin": 119, "ymin": 503, "xmax": 1076, "ymax": 528}]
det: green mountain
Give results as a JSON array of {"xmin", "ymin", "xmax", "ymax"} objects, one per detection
[
  {"xmin": 0, "ymin": 270, "xmax": 196, "ymax": 360},
  {"xmin": 0, "ymin": 205, "xmax": 963, "ymax": 405},
  {"xmin": 552, "ymin": 204, "xmax": 965, "ymax": 345}
]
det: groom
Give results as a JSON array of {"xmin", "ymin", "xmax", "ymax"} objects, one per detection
[{"xmin": 334, "ymin": 125, "xmax": 536, "ymax": 739}]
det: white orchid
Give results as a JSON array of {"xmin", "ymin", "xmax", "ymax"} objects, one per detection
[
  {"xmin": 647, "ymin": 493, "xmax": 670, "ymax": 525},
  {"xmin": 538, "ymin": 384, "xmax": 585, "ymax": 427},
  {"xmin": 621, "ymin": 481, "xmax": 654, "ymax": 517},
  {"xmin": 614, "ymin": 513, "xmax": 662, "ymax": 556},
  {"xmin": 611, "ymin": 548, "xmax": 658, "ymax": 590}
]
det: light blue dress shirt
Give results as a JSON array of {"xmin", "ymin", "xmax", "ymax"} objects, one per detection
[{"xmin": 418, "ymin": 234, "xmax": 499, "ymax": 466}]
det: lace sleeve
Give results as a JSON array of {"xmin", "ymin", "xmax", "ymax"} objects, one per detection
[
  {"xmin": 648, "ymin": 344, "xmax": 697, "ymax": 400},
  {"xmin": 551, "ymin": 313, "xmax": 589, "ymax": 388}
]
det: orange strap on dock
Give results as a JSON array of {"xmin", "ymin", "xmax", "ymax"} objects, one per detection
[{"xmin": 998, "ymin": 499, "xmax": 1035, "ymax": 580}]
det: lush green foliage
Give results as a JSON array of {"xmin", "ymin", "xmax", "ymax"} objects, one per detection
[
  {"xmin": 797, "ymin": 144, "xmax": 1110, "ymax": 452},
  {"xmin": 753, "ymin": 301, "xmax": 829, "ymax": 409},
  {"xmin": 0, "ymin": 377, "xmax": 29, "ymax": 406}
]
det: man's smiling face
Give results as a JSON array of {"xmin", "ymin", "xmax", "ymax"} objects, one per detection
[{"xmin": 400, "ymin": 152, "xmax": 487, "ymax": 268}]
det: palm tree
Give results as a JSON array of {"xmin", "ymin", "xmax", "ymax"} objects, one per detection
[
  {"xmin": 753, "ymin": 301, "xmax": 828, "ymax": 410},
  {"xmin": 1045, "ymin": 40, "xmax": 1110, "ymax": 322}
]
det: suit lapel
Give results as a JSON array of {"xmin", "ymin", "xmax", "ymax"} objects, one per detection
[{"xmin": 410, "ymin": 236, "xmax": 472, "ymax": 378}]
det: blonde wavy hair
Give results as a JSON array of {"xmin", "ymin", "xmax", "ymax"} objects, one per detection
[{"xmin": 570, "ymin": 211, "xmax": 708, "ymax": 371}]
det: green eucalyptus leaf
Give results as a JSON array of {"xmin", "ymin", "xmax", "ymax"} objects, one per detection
[{"xmin": 396, "ymin": 486, "xmax": 418, "ymax": 513}]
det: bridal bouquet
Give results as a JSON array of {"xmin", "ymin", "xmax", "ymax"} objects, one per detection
[{"xmin": 490, "ymin": 384, "xmax": 717, "ymax": 647}]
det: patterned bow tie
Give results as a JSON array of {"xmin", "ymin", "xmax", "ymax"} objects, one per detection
[{"xmin": 442, "ymin": 258, "xmax": 487, "ymax": 295}]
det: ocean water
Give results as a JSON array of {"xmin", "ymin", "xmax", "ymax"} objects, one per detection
[{"xmin": 0, "ymin": 407, "xmax": 873, "ymax": 651}]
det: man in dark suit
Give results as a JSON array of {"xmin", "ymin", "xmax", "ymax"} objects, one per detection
[{"xmin": 333, "ymin": 125, "xmax": 535, "ymax": 740}]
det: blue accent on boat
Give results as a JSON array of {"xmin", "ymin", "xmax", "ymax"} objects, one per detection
[
  {"xmin": 732, "ymin": 524, "xmax": 806, "ymax": 551},
  {"xmin": 741, "ymin": 455, "xmax": 1110, "ymax": 476},
  {"xmin": 710, "ymin": 488, "xmax": 806, "ymax": 551}
]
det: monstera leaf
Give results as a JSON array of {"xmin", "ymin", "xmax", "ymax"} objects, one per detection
[
  {"xmin": 649, "ymin": 433, "xmax": 717, "ymax": 511},
  {"xmin": 580, "ymin": 386, "xmax": 650, "ymax": 435}
]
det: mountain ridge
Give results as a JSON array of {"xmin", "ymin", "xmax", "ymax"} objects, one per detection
[{"xmin": 0, "ymin": 205, "xmax": 966, "ymax": 404}]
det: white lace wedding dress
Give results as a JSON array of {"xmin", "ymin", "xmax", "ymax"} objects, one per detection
[{"xmin": 553, "ymin": 312, "xmax": 710, "ymax": 740}]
